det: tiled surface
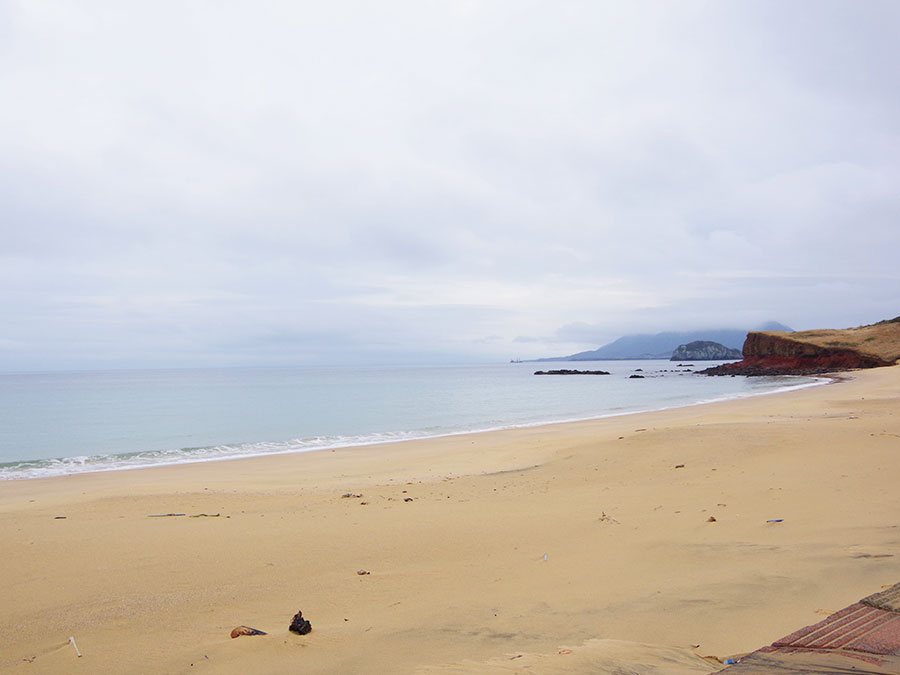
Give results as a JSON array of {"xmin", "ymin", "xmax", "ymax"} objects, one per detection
[
  {"xmin": 866, "ymin": 583, "xmax": 900, "ymax": 613},
  {"xmin": 767, "ymin": 602, "xmax": 900, "ymax": 654},
  {"xmin": 715, "ymin": 583, "xmax": 900, "ymax": 674}
]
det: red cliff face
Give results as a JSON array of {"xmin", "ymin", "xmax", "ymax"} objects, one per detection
[{"xmin": 702, "ymin": 332, "xmax": 892, "ymax": 376}]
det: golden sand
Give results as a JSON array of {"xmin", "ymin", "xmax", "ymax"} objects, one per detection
[{"xmin": 2, "ymin": 366, "xmax": 899, "ymax": 673}]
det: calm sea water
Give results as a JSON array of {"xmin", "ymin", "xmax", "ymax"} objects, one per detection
[{"xmin": 0, "ymin": 361, "xmax": 822, "ymax": 480}]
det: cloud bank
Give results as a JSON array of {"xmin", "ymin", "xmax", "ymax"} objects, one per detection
[{"xmin": 1, "ymin": 1, "xmax": 898, "ymax": 369}]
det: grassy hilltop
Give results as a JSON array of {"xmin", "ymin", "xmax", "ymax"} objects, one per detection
[
  {"xmin": 704, "ymin": 316, "xmax": 900, "ymax": 375},
  {"xmin": 758, "ymin": 316, "xmax": 900, "ymax": 364}
]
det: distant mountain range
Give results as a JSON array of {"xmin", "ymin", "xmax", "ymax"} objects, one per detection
[{"xmin": 533, "ymin": 322, "xmax": 793, "ymax": 361}]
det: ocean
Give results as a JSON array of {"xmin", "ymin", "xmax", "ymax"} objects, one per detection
[{"xmin": 0, "ymin": 361, "xmax": 823, "ymax": 480}]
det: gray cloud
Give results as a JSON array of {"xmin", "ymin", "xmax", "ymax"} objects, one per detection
[{"xmin": 1, "ymin": 1, "xmax": 898, "ymax": 370}]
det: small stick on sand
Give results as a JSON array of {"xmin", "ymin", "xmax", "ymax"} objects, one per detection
[{"xmin": 68, "ymin": 636, "xmax": 82, "ymax": 657}]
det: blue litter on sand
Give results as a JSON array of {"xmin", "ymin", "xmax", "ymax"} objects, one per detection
[{"xmin": 766, "ymin": 519, "xmax": 784, "ymax": 523}]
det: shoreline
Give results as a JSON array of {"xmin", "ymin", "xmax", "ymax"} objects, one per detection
[
  {"xmin": 1, "ymin": 365, "xmax": 898, "ymax": 673},
  {"xmin": 0, "ymin": 372, "xmax": 830, "ymax": 482}
]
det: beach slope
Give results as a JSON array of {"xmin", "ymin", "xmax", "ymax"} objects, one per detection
[{"xmin": 1, "ymin": 366, "xmax": 899, "ymax": 673}]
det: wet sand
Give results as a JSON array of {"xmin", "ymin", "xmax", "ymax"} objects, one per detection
[{"xmin": 1, "ymin": 366, "xmax": 898, "ymax": 673}]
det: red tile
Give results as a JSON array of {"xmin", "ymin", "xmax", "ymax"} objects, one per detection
[
  {"xmin": 846, "ymin": 616, "xmax": 900, "ymax": 656},
  {"xmin": 773, "ymin": 603, "xmax": 867, "ymax": 646}
]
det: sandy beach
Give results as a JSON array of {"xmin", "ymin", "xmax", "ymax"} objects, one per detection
[{"xmin": 1, "ymin": 366, "xmax": 898, "ymax": 674}]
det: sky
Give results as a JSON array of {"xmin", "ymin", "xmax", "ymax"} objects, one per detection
[{"xmin": 1, "ymin": 1, "xmax": 899, "ymax": 370}]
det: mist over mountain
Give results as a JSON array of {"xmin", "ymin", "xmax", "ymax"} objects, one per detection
[{"xmin": 534, "ymin": 322, "xmax": 793, "ymax": 361}]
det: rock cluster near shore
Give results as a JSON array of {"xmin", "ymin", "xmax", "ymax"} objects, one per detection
[
  {"xmin": 534, "ymin": 369, "xmax": 610, "ymax": 375},
  {"xmin": 702, "ymin": 318, "xmax": 900, "ymax": 376}
]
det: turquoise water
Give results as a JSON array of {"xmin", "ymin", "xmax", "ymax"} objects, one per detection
[{"xmin": 0, "ymin": 361, "xmax": 821, "ymax": 480}]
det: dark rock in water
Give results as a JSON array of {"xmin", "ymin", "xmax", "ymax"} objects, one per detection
[
  {"xmin": 289, "ymin": 610, "xmax": 312, "ymax": 635},
  {"xmin": 534, "ymin": 369, "xmax": 610, "ymax": 375},
  {"xmin": 671, "ymin": 341, "xmax": 742, "ymax": 361},
  {"xmin": 629, "ymin": 374, "xmax": 645, "ymax": 379}
]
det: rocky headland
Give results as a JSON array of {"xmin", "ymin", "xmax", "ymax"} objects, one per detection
[
  {"xmin": 670, "ymin": 340, "xmax": 742, "ymax": 361},
  {"xmin": 701, "ymin": 317, "xmax": 900, "ymax": 376}
]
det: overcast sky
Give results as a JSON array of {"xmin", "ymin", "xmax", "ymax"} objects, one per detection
[{"xmin": 2, "ymin": 1, "xmax": 898, "ymax": 370}]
